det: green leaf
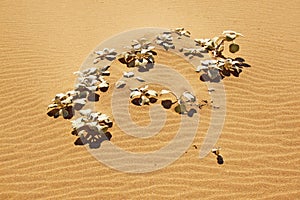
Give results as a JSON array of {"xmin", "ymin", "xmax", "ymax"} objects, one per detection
[
  {"xmin": 229, "ymin": 43, "xmax": 239, "ymax": 53},
  {"xmin": 175, "ymin": 104, "xmax": 187, "ymax": 114}
]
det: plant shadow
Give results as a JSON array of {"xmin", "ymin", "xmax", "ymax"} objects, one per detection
[
  {"xmin": 138, "ymin": 63, "xmax": 154, "ymax": 72},
  {"xmin": 87, "ymin": 92, "xmax": 100, "ymax": 101},
  {"xmin": 73, "ymin": 128, "xmax": 112, "ymax": 149},
  {"xmin": 131, "ymin": 97, "xmax": 158, "ymax": 106},
  {"xmin": 217, "ymin": 155, "xmax": 224, "ymax": 165}
]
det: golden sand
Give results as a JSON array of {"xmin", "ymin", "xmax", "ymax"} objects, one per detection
[{"xmin": 0, "ymin": 0, "xmax": 299, "ymax": 199}]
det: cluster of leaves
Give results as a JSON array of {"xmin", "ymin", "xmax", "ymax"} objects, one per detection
[
  {"xmin": 172, "ymin": 27, "xmax": 191, "ymax": 38},
  {"xmin": 71, "ymin": 109, "xmax": 113, "ymax": 148},
  {"xmin": 197, "ymin": 57, "xmax": 249, "ymax": 81},
  {"xmin": 195, "ymin": 30, "xmax": 243, "ymax": 57},
  {"xmin": 48, "ymin": 28, "xmax": 249, "ymax": 149},
  {"xmin": 74, "ymin": 66, "xmax": 110, "ymax": 102},
  {"xmin": 160, "ymin": 90, "xmax": 200, "ymax": 115},
  {"xmin": 129, "ymin": 86, "xmax": 210, "ymax": 116},
  {"xmin": 194, "ymin": 30, "xmax": 250, "ymax": 81},
  {"xmin": 156, "ymin": 33, "xmax": 175, "ymax": 50},
  {"xmin": 93, "ymin": 48, "xmax": 117, "ymax": 64},
  {"xmin": 118, "ymin": 38, "xmax": 157, "ymax": 69},
  {"xmin": 180, "ymin": 47, "xmax": 206, "ymax": 58},
  {"xmin": 129, "ymin": 85, "xmax": 158, "ymax": 106},
  {"xmin": 47, "ymin": 91, "xmax": 85, "ymax": 119},
  {"xmin": 47, "ymin": 64, "xmax": 112, "ymax": 147}
]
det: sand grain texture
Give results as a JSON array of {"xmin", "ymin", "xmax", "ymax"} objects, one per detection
[{"xmin": 0, "ymin": 0, "xmax": 299, "ymax": 199}]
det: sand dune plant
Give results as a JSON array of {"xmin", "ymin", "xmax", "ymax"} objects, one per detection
[
  {"xmin": 47, "ymin": 91, "xmax": 81, "ymax": 119},
  {"xmin": 74, "ymin": 67, "xmax": 110, "ymax": 98},
  {"xmin": 93, "ymin": 48, "xmax": 117, "ymax": 64},
  {"xmin": 160, "ymin": 90, "xmax": 199, "ymax": 114},
  {"xmin": 118, "ymin": 38, "xmax": 157, "ymax": 68},
  {"xmin": 156, "ymin": 33, "xmax": 175, "ymax": 50},
  {"xmin": 172, "ymin": 27, "xmax": 191, "ymax": 38},
  {"xmin": 196, "ymin": 59, "xmax": 221, "ymax": 80},
  {"xmin": 197, "ymin": 57, "xmax": 246, "ymax": 80},
  {"xmin": 46, "ymin": 27, "xmax": 249, "ymax": 150},
  {"xmin": 217, "ymin": 58, "xmax": 243, "ymax": 73},
  {"xmin": 71, "ymin": 109, "xmax": 113, "ymax": 148},
  {"xmin": 180, "ymin": 47, "xmax": 206, "ymax": 58},
  {"xmin": 130, "ymin": 85, "xmax": 158, "ymax": 106},
  {"xmin": 195, "ymin": 30, "xmax": 243, "ymax": 57}
]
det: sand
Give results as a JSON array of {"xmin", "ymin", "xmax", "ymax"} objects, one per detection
[{"xmin": 0, "ymin": 0, "xmax": 299, "ymax": 199}]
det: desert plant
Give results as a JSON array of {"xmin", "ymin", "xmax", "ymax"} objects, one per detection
[
  {"xmin": 197, "ymin": 58, "xmax": 245, "ymax": 80},
  {"xmin": 194, "ymin": 30, "xmax": 243, "ymax": 57},
  {"xmin": 129, "ymin": 85, "xmax": 158, "ymax": 106},
  {"xmin": 74, "ymin": 66, "xmax": 110, "ymax": 100},
  {"xmin": 47, "ymin": 91, "xmax": 82, "ymax": 119},
  {"xmin": 93, "ymin": 48, "xmax": 117, "ymax": 64},
  {"xmin": 118, "ymin": 38, "xmax": 157, "ymax": 68},
  {"xmin": 180, "ymin": 47, "xmax": 206, "ymax": 58},
  {"xmin": 71, "ymin": 109, "xmax": 113, "ymax": 148},
  {"xmin": 156, "ymin": 33, "xmax": 175, "ymax": 50},
  {"xmin": 172, "ymin": 27, "xmax": 191, "ymax": 38},
  {"xmin": 196, "ymin": 59, "xmax": 220, "ymax": 80},
  {"xmin": 160, "ymin": 90, "xmax": 199, "ymax": 114}
]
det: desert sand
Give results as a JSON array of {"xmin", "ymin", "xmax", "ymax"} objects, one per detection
[{"xmin": 0, "ymin": 0, "xmax": 299, "ymax": 199}]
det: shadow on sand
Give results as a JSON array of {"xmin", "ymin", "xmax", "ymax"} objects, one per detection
[{"xmin": 73, "ymin": 129, "xmax": 112, "ymax": 149}]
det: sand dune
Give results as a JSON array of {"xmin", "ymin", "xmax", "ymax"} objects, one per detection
[{"xmin": 0, "ymin": 0, "xmax": 299, "ymax": 199}]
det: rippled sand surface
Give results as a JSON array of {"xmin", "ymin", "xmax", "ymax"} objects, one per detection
[{"xmin": 0, "ymin": 0, "xmax": 299, "ymax": 199}]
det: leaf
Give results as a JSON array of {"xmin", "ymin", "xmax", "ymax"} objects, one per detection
[
  {"xmin": 101, "ymin": 65, "xmax": 110, "ymax": 71},
  {"xmin": 87, "ymin": 86, "xmax": 98, "ymax": 92},
  {"xmin": 123, "ymin": 71, "xmax": 134, "ymax": 78},
  {"xmin": 95, "ymin": 50, "xmax": 104, "ymax": 55},
  {"xmin": 47, "ymin": 108, "xmax": 60, "ymax": 117},
  {"xmin": 61, "ymin": 96, "xmax": 73, "ymax": 104},
  {"xmin": 67, "ymin": 90, "xmax": 79, "ymax": 96},
  {"xmin": 99, "ymin": 81, "xmax": 109, "ymax": 89},
  {"xmin": 182, "ymin": 91, "xmax": 196, "ymax": 102},
  {"xmin": 88, "ymin": 68, "xmax": 98, "ymax": 74},
  {"xmin": 61, "ymin": 108, "xmax": 69, "ymax": 119},
  {"xmin": 116, "ymin": 80, "xmax": 126, "ymax": 88},
  {"xmin": 86, "ymin": 75, "xmax": 98, "ymax": 81},
  {"xmin": 95, "ymin": 125, "xmax": 108, "ymax": 133},
  {"xmin": 97, "ymin": 113, "xmax": 109, "ymax": 122},
  {"xmin": 101, "ymin": 71, "xmax": 110, "ymax": 76},
  {"xmin": 201, "ymin": 60, "xmax": 211, "ymax": 66},
  {"xmin": 175, "ymin": 104, "xmax": 187, "ymax": 114},
  {"xmin": 93, "ymin": 58, "xmax": 100, "ymax": 64},
  {"xmin": 139, "ymin": 96, "xmax": 150, "ymax": 105},
  {"xmin": 196, "ymin": 65, "xmax": 208, "ymax": 72},
  {"xmin": 48, "ymin": 103, "xmax": 58, "ymax": 109},
  {"xmin": 105, "ymin": 54, "xmax": 116, "ymax": 59},
  {"xmin": 135, "ymin": 77, "xmax": 145, "ymax": 82},
  {"xmin": 160, "ymin": 89, "xmax": 171, "ymax": 95},
  {"xmin": 89, "ymin": 112, "xmax": 99, "ymax": 121},
  {"xmin": 229, "ymin": 43, "xmax": 240, "ymax": 53},
  {"xmin": 127, "ymin": 60, "xmax": 136, "ymax": 68},
  {"xmin": 73, "ymin": 98, "xmax": 87, "ymax": 105},
  {"xmin": 71, "ymin": 117, "xmax": 86, "ymax": 130},
  {"xmin": 79, "ymin": 109, "xmax": 92, "ymax": 116},
  {"xmin": 208, "ymin": 68, "xmax": 220, "ymax": 80},
  {"xmin": 139, "ymin": 85, "xmax": 148, "ymax": 92},
  {"xmin": 130, "ymin": 90, "xmax": 142, "ymax": 99},
  {"xmin": 145, "ymin": 90, "xmax": 158, "ymax": 97}
]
